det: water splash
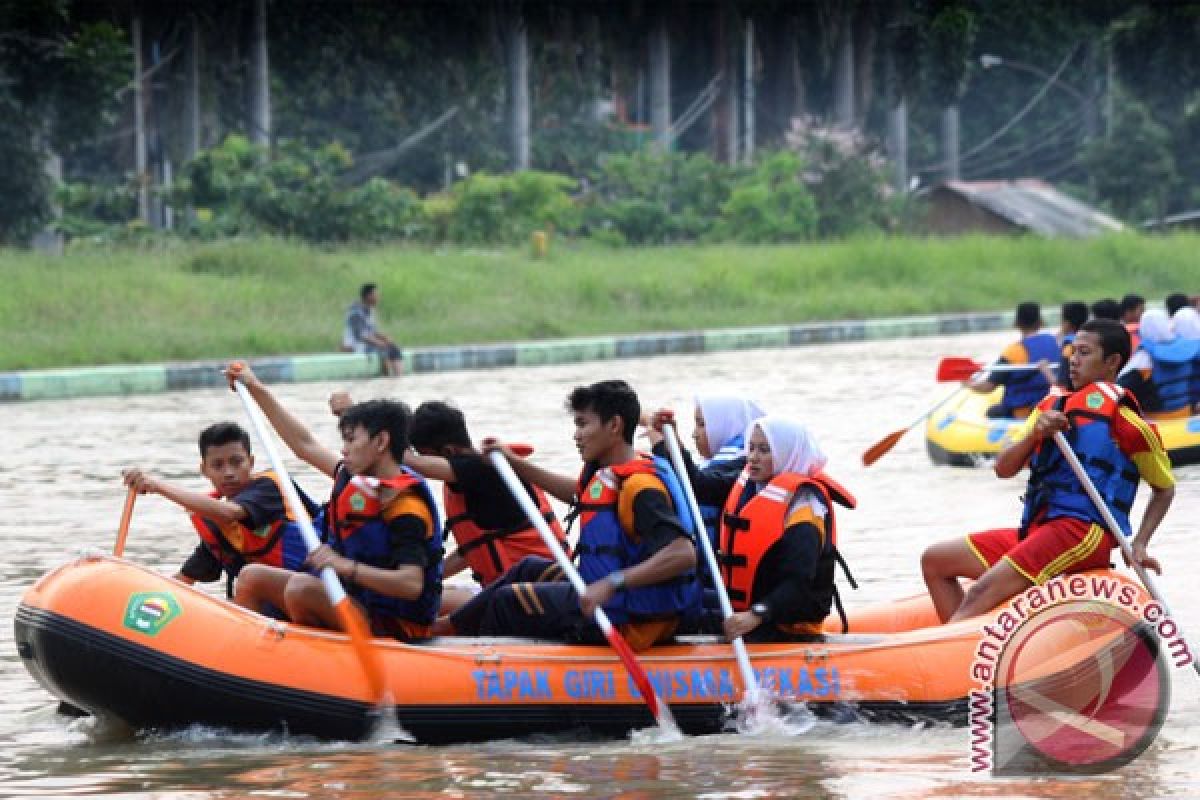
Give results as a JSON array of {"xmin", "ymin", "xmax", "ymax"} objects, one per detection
[
  {"xmin": 365, "ymin": 692, "xmax": 416, "ymax": 744},
  {"xmin": 732, "ymin": 689, "xmax": 817, "ymax": 736}
]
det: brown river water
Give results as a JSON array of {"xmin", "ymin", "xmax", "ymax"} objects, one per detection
[{"xmin": 2, "ymin": 331, "xmax": 1198, "ymax": 798}]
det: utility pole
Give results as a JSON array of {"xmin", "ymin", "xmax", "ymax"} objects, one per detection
[
  {"xmin": 942, "ymin": 106, "xmax": 960, "ymax": 181},
  {"xmin": 833, "ymin": 10, "xmax": 855, "ymax": 128},
  {"xmin": 185, "ymin": 14, "xmax": 201, "ymax": 162}
]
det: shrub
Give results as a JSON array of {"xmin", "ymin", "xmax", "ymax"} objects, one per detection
[
  {"xmin": 445, "ymin": 170, "xmax": 579, "ymax": 244},
  {"xmin": 714, "ymin": 152, "xmax": 818, "ymax": 242}
]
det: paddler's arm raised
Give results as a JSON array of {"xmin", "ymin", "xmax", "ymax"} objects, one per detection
[
  {"xmin": 121, "ymin": 468, "xmax": 248, "ymax": 524},
  {"xmin": 993, "ymin": 409, "xmax": 1065, "ymax": 479},
  {"xmin": 224, "ymin": 362, "xmax": 341, "ymax": 478},
  {"xmin": 481, "ymin": 438, "xmax": 576, "ymax": 504}
]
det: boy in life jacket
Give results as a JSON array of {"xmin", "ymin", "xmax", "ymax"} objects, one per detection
[
  {"xmin": 921, "ymin": 319, "xmax": 1176, "ymax": 623},
  {"xmin": 442, "ymin": 380, "xmax": 699, "ymax": 652},
  {"xmin": 227, "ymin": 364, "xmax": 443, "ymax": 641},
  {"xmin": 121, "ymin": 422, "xmax": 315, "ymax": 596},
  {"xmin": 642, "ymin": 394, "xmax": 766, "ymax": 631},
  {"xmin": 404, "ymin": 400, "xmax": 568, "ymax": 615},
  {"xmin": 1119, "ymin": 309, "xmax": 1198, "ymax": 419},
  {"xmin": 965, "ymin": 301, "xmax": 1059, "ymax": 418},
  {"xmin": 720, "ymin": 417, "xmax": 857, "ymax": 641}
]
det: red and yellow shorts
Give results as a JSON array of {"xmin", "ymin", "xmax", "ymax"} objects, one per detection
[{"xmin": 967, "ymin": 516, "xmax": 1115, "ymax": 585}]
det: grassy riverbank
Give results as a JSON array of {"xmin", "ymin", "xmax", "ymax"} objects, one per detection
[{"xmin": 2, "ymin": 234, "xmax": 1195, "ymax": 370}]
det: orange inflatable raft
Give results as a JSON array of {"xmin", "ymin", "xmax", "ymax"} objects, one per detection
[{"xmin": 14, "ymin": 555, "xmax": 1153, "ymax": 743}]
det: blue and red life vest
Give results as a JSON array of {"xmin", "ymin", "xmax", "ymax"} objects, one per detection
[{"xmin": 1002, "ymin": 332, "xmax": 1060, "ymax": 413}]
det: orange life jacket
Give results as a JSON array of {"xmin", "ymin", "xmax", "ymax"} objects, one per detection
[
  {"xmin": 719, "ymin": 469, "xmax": 857, "ymax": 633},
  {"xmin": 189, "ymin": 469, "xmax": 308, "ymax": 575},
  {"xmin": 444, "ymin": 480, "xmax": 568, "ymax": 586}
]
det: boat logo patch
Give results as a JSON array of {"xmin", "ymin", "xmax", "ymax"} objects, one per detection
[
  {"xmin": 123, "ymin": 591, "xmax": 182, "ymax": 637},
  {"xmin": 1086, "ymin": 391, "xmax": 1104, "ymax": 409},
  {"xmin": 350, "ymin": 492, "xmax": 367, "ymax": 512}
]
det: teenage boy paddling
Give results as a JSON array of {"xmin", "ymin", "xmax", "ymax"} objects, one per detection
[
  {"xmin": 226, "ymin": 364, "xmax": 443, "ymax": 641},
  {"xmin": 441, "ymin": 380, "xmax": 699, "ymax": 651},
  {"xmin": 922, "ymin": 319, "xmax": 1175, "ymax": 623}
]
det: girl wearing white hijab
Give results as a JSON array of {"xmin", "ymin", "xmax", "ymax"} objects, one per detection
[
  {"xmin": 1119, "ymin": 309, "xmax": 1198, "ymax": 416},
  {"xmin": 719, "ymin": 416, "xmax": 856, "ymax": 642}
]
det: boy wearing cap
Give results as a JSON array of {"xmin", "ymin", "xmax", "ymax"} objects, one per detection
[{"xmin": 966, "ymin": 301, "xmax": 1059, "ymax": 418}]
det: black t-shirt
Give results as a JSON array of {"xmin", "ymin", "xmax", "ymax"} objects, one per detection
[
  {"xmin": 179, "ymin": 475, "xmax": 288, "ymax": 582},
  {"xmin": 446, "ymin": 453, "xmax": 539, "ymax": 531}
]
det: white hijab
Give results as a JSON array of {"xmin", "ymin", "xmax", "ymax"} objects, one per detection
[
  {"xmin": 1172, "ymin": 306, "xmax": 1200, "ymax": 340},
  {"xmin": 695, "ymin": 394, "xmax": 767, "ymax": 454},
  {"xmin": 1139, "ymin": 309, "xmax": 1172, "ymax": 345},
  {"xmin": 749, "ymin": 415, "xmax": 827, "ymax": 478}
]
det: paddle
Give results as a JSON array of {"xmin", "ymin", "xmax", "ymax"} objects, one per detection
[
  {"xmin": 661, "ymin": 425, "xmax": 760, "ymax": 698},
  {"xmin": 112, "ymin": 487, "xmax": 137, "ymax": 557},
  {"xmin": 487, "ymin": 450, "xmax": 678, "ymax": 732},
  {"xmin": 230, "ymin": 379, "xmax": 390, "ymax": 703},
  {"xmin": 936, "ymin": 356, "xmax": 1058, "ymax": 383},
  {"xmin": 1052, "ymin": 431, "xmax": 1200, "ymax": 677},
  {"xmin": 862, "ymin": 387, "xmax": 965, "ymax": 467}
]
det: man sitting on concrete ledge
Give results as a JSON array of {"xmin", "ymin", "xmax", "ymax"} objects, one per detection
[{"xmin": 342, "ymin": 282, "xmax": 404, "ymax": 376}]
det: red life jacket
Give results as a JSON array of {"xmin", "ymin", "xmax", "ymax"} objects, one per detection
[
  {"xmin": 189, "ymin": 469, "xmax": 297, "ymax": 572},
  {"xmin": 444, "ymin": 480, "xmax": 568, "ymax": 586},
  {"xmin": 719, "ymin": 469, "xmax": 857, "ymax": 632}
]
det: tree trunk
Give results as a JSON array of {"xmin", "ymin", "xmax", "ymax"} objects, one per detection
[
  {"xmin": 852, "ymin": 5, "xmax": 877, "ymax": 128},
  {"xmin": 941, "ymin": 105, "xmax": 960, "ymax": 181},
  {"xmin": 503, "ymin": 5, "xmax": 531, "ymax": 170},
  {"xmin": 743, "ymin": 17, "xmax": 755, "ymax": 164},
  {"xmin": 787, "ymin": 14, "xmax": 806, "ymax": 121},
  {"xmin": 648, "ymin": 13, "xmax": 671, "ymax": 152},
  {"xmin": 888, "ymin": 99, "xmax": 907, "ymax": 192},
  {"xmin": 31, "ymin": 143, "xmax": 63, "ymax": 255},
  {"xmin": 133, "ymin": 13, "xmax": 150, "ymax": 224},
  {"xmin": 249, "ymin": 0, "xmax": 270, "ymax": 150},
  {"xmin": 832, "ymin": 7, "xmax": 854, "ymax": 128},
  {"xmin": 185, "ymin": 14, "xmax": 201, "ymax": 163}
]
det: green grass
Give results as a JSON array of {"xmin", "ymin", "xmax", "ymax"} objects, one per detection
[{"xmin": 2, "ymin": 233, "xmax": 1196, "ymax": 370}]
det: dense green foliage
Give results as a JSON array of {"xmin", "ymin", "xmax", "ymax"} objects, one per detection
[{"xmin": 2, "ymin": 234, "xmax": 1196, "ymax": 371}]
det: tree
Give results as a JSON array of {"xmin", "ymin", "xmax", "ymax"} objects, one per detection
[
  {"xmin": 1082, "ymin": 91, "xmax": 1175, "ymax": 223},
  {"xmin": 0, "ymin": 0, "xmax": 127, "ymax": 243}
]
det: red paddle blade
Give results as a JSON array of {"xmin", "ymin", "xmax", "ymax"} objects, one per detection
[
  {"xmin": 862, "ymin": 429, "xmax": 907, "ymax": 467},
  {"xmin": 334, "ymin": 596, "xmax": 388, "ymax": 704},
  {"xmin": 936, "ymin": 357, "xmax": 985, "ymax": 382},
  {"xmin": 507, "ymin": 442, "xmax": 534, "ymax": 457},
  {"xmin": 603, "ymin": 626, "xmax": 676, "ymax": 730}
]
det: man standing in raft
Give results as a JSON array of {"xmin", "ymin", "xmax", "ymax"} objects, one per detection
[
  {"xmin": 122, "ymin": 422, "xmax": 317, "ymax": 597},
  {"xmin": 921, "ymin": 319, "xmax": 1175, "ymax": 623},
  {"xmin": 440, "ymin": 379, "xmax": 700, "ymax": 651},
  {"xmin": 227, "ymin": 364, "xmax": 444, "ymax": 641},
  {"xmin": 405, "ymin": 400, "xmax": 570, "ymax": 614},
  {"xmin": 965, "ymin": 301, "xmax": 1059, "ymax": 418}
]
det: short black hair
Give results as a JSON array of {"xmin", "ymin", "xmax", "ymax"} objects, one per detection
[
  {"xmin": 198, "ymin": 422, "xmax": 252, "ymax": 458},
  {"xmin": 1015, "ymin": 301, "xmax": 1042, "ymax": 328},
  {"xmin": 1061, "ymin": 301, "xmax": 1089, "ymax": 330},
  {"xmin": 410, "ymin": 401, "xmax": 472, "ymax": 450},
  {"xmin": 566, "ymin": 380, "xmax": 640, "ymax": 444},
  {"xmin": 1090, "ymin": 298, "xmax": 1120, "ymax": 321},
  {"xmin": 1120, "ymin": 294, "xmax": 1145, "ymax": 314},
  {"xmin": 360, "ymin": 282, "xmax": 378, "ymax": 301},
  {"xmin": 1080, "ymin": 318, "xmax": 1131, "ymax": 371},
  {"xmin": 1166, "ymin": 292, "xmax": 1190, "ymax": 316},
  {"xmin": 339, "ymin": 399, "xmax": 411, "ymax": 461}
]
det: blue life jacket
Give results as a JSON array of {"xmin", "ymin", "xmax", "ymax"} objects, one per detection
[
  {"xmin": 696, "ymin": 433, "xmax": 746, "ymax": 546},
  {"xmin": 1019, "ymin": 383, "xmax": 1141, "ymax": 540},
  {"xmin": 573, "ymin": 455, "xmax": 701, "ymax": 625},
  {"xmin": 1002, "ymin": 332, "xmax": 1060, "ymax": 412},
  {"xmin": 323, "ymin": 466, "xmax": 444, "ymax": 627},
  {"xmin": 1143, "ymin": 338, "xmax": 1200, "ymax": 413}
]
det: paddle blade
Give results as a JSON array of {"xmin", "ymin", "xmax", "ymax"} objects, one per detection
[
  {"xmin": 507, "ymin": 442, "xmax": 534, "ymax": 457},
  {"xmin": 936, "ymin": 357, "xmax": 985, "ymax": 382},
  {"xmin": 862, "ymin": 429, "xmax": 907, "ymax": 467},
  {"xmin": 334, "ymin": 596, "xmax": 388, "ymax": 703},
  {"xmin": 603, "ymin": 625, "xmax": 675, "ymax": 731}
]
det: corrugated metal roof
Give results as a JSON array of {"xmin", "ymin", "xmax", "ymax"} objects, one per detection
[{"xmin": 936, "ymin": 179, "xmax": 1124, "ymax": 238}]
